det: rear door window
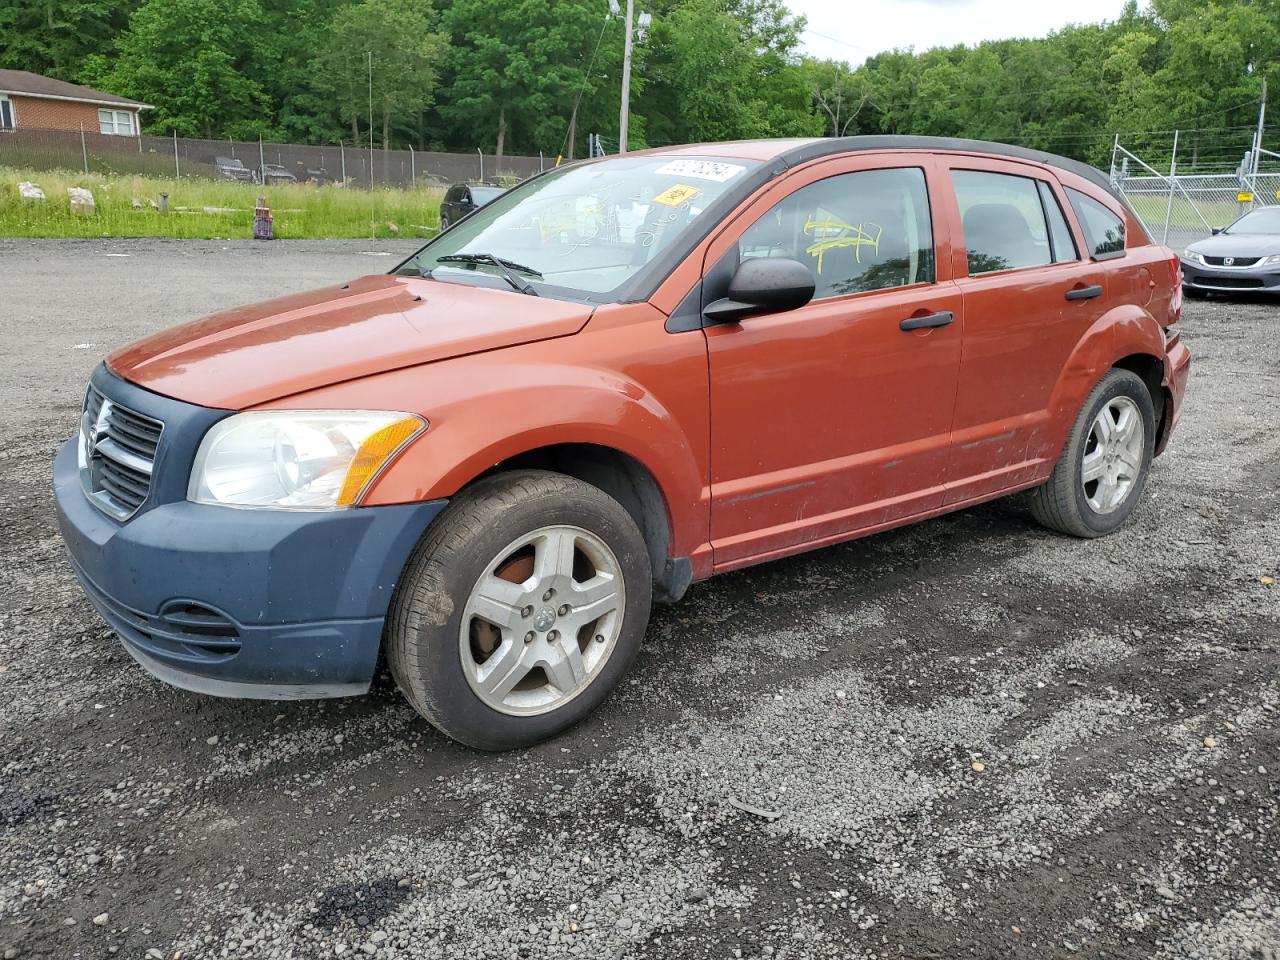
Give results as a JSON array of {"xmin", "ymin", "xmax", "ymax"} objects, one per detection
[
  {"xmin": 1067, "ymin": 189, "xmax": 1126, "ymax": 259},
  {"xmin": 738, "ymin": 166, "xmax": 935, "ymax": 300},
  {"xmin": 952, "ymin": 170, "xmax": 1053, "ymax": 275}
]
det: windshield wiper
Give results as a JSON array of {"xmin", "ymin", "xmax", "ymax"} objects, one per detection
[{"xmin": 436, "ymin": 253, "xmax": 542, "ymax": 295}]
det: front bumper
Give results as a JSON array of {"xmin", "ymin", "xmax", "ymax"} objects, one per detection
[
  {"xmin": 1180, "ymin": 260, "xmax": 1280, "ymax": 293},
  {"xmin": 53, "ymin": 371, "xmax": 447, "ymax": 699}
]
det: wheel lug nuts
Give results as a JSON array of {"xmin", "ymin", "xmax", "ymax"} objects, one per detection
[
  {"xmin": 558, "ymin": 604, "xmax": 570, "ymax": 616},
  {"xmin": 548, "ymin": 630, "xmax": 559, "ymax": 642},
  {"xmin": 543, "ymin": 588, "xmax": 555, "ymax": 601},
  {"xmin": 594, "ymin": 634, "xmax": 605, "ymax": 644},
  {"xmin": 524, "ymin": 631, "xmax": 535, "ymax": 644},
  {"xmin": 521, "ymin": 605, "xmax": 533, "ymax": 618}
]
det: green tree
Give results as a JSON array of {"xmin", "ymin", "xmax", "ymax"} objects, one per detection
[
  {"xmin": 637, "ymin": 0, "xmax": 820, "ymax": 146},
  {"xmin": 0, "ymin": 0, "xmax": 133, "ymax": 81},
  {"xmin": 439, "ymin": 0, "xmax": 618, "ymax": 161},
  {"xmin": 318, "ymin": 0, "xmax": 446, "ymax": 152},
  {"xmin": 801, "ymin": 58, "xmax": 867, "ymax": 137},
  {"xmin": 86, "ymin": 0, "xmax": 271, "ymax": 138}
]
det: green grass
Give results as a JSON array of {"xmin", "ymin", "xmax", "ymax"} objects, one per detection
[
  {"xmin": 0, "ymin": 166, "xmax": 444, "ymax": 239},
  {"xmin": 1126, "ymin": 193, "xmax": 1253, "ymax": 234}
]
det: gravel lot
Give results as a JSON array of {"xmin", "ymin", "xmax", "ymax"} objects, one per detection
[{"xmin": 1, "ymin": 238, "xmax": 1277, "ymax": 960}]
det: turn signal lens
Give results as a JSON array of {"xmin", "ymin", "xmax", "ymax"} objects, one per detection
[{"xmin": 337, "ymin": 416, "xmax": 425, "ymax": 505}]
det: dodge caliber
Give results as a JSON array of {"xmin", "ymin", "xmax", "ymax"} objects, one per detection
[{"xmin": 54, "ymin": 136, "xmax": 1192, "ymax": 749}]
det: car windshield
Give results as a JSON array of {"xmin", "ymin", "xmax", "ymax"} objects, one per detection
[
  {"xmin": 397, "ymin": 154, "xmax": 759, "ymax": 300},
  {"xmin": 470, "ymin": 186, "xmax": 505, "ymax": 204},
  {"xmin": 1225, "ymin": 206, "xmax": 1280, "ymax": 234}
]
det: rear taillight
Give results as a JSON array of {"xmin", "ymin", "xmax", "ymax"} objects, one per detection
[{"xmin": 1166, "ymin": 248, "xmax": 1182, "ymax": 326}]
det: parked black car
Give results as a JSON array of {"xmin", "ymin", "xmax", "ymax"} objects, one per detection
[
  {"xmin": 261, "ymin": 163, "xmax": 298, "ymax": 185},
  {"xmin": 1181, "ymin": 205, "xmax": 1280, "ymax": 295},
  {"xmin": 213, "ymin": 156, "xmax": 254, "ymax": 182},
  {"xmin": 439, "ymin": 183, "xmax": 506, "ymax": 230}
]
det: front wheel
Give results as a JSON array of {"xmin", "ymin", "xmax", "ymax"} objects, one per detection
[
  {"xmin": 1029, "ymin": 368, "xmax": 1156, "ymax": 538},
  {"xmin": 386, "ymin": 470, "xmax": 652, "ymax": 750},
  {"xmin": 438, "ymin": 214, "xmax": 450, "ymax": 231}
]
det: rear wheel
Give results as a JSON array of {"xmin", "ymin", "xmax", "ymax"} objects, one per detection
[
  {"xmin": 386, "ymin": 470, "xmax": 652, "ymax": 750},
  {"xmin": 439, "ymin": 213, "xmax": 450, "ymax": 231},
  {"xmin": 1029, "ymin": 368, "xmax": 1156, "ymax": 538}
]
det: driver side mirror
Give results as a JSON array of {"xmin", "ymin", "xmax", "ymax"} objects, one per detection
[
  {"xmin": 703, "ymin": 257, "xmax": 815, "ymax": 324},
  {"xmin": 1211, "ymin": 227, "xmax": 1224, "ymax": 235}
]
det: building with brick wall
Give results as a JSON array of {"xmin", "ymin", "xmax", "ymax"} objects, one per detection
[{"xmin": 0, "ymin": 69, "xmax": 151, "ymax": 137}]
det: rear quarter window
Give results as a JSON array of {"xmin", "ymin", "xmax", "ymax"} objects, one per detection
[{"xmin": 1067, "ymin": 189, "xmax": 1126, "ymax": 259}]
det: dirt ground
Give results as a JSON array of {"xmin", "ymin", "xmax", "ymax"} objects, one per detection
[{"xmin": 0, "ymin": 239, "xmax": 1277, "ymax": 960}]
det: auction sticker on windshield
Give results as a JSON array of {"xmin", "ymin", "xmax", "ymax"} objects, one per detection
[
  {"xmin": 653, "ymin": 184, "xmax": 702, "ymax": 207},
  {"xmin": 653, "ymin": 159, "xmax": 747, "ymax": 182}
]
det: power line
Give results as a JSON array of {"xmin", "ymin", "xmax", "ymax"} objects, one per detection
[
  {"xmin": 558, "ymin": 12, "xmax": 613, "ymax": 161},
  {"xmin": 801, "ymin": 27, "xmax": 876, "ymax": 58}
]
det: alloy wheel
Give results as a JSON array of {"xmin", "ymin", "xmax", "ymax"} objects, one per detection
[
  {"xmin": 458, "ymin": 525, "xmax": 625, "ymax": 716},
  {"xmin": 1081, "ymin": 396, "xmax": 1145, "ymax": 514}
]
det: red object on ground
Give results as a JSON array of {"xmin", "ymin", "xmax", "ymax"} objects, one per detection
[{"xmin": 253, "ymin": 196, "xmax": 273, "ymax": 240}]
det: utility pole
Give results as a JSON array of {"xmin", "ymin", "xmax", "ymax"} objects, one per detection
[
  {"xmin": 618, "ymin": 0, "xmax": 634, "ymax": 154},
  {"xmin": 368, "ymin": 50, "xmax": 375, "ymax": 239},
  {"xmin": 1251, "ymin": 77, "xmax": 1268, "ymax": 182}
]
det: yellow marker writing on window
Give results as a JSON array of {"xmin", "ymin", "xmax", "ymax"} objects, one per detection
[
  {"xmin": 653, "ymin": 184, "xmax": 701, "ymax": 207},
  {"xmin": 802, "ymin": 214, "xmax": 882, "ymax": 274}
]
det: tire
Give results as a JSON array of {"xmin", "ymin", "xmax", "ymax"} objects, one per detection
[
  {"xmin": 1029, "ymin": 368, "xmax": 1157, "ymax": 538},
  {"xmin": 386, "ymin": 470, "xmax": 652, "ymax": 750},
  {"xmin": 439, "ymin": 214, "xmax": 450, "ymax": 231}
]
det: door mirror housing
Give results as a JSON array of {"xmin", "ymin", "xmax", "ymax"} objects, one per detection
[
  {"xmin": 1211, "ymin": 227, "xmax": 1224, "ymax": 235},
  {"xmin": 703, "ymin": 257, "xmax": 816, "ymax": 324}
]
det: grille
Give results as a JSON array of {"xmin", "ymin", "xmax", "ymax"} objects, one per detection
[
  {"xmin": 80, "ymin": 385, "xmax": 164, "ymax": 521},
  {"xmin": 1199, "ymin": 276, "xmax": 1263, "ymax": 289},
  {"xmin": 1203, "ymin": 255, "xmax": 1261, "ymax": 267}
]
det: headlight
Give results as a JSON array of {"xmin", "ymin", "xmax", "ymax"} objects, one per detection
[
  {"xmin": 1182, "ymin": 248, "xmax": 1203, "ymax": 264},
  {"xmin": 1263, "ymin": 254, "xmax": 1280, "ymax": 266},
  {"xmin": 189, "ymin": 411, "xmax": 426, "ymax": 510}
]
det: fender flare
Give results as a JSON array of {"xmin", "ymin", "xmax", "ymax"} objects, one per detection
[
  {"xmin": 362, "ymin": 361, "xmax": 707, "ymax": 559},
  {"xmin": 1039, "ymin": 302, "xmax": 1166, "ymax": 460}
]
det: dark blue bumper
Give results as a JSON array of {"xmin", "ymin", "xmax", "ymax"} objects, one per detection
[{"xmin": 54, "ymin": 414, "xmax": 447, "ymax": 699}]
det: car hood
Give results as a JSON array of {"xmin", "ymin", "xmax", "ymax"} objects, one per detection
[
  {"xmin": 1186, "ymin": 234, "xmax": 1280, "ymax": 257},
  {"xmin": 107, "ymin": 274, "xmax": 592, "ymax": 409}
]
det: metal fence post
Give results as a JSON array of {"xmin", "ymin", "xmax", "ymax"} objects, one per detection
[
  {"xmin": 539, "ymin": 150, "xmax": 544, "ymax": 172},
  {"xmin": 409, "ymin": 144, "xmax": 415, "ymax": 187},
  {"xmin": 1161, "ymin": 130, "xmax": 1179, "ymax": 245},
  {"xmin": 173, "ymin": 130, "xmax": 179, "ymax": 179},
  {"xmin": 478, "ymin": 147, "xmax": 483, "ymax": 182},
  {"xmin": 80, "ymin": 124, "xmax": 88, "ymax": 175},
  {"xmin": 259, "ymin": 136, "xmax": 266, "ymax": 185},
  {"xmin": 340, "ymin": 141, "xmax": 346, "ymax": 184}
]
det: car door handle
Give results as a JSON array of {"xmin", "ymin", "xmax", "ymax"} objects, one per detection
[
  {"xmin": 899, "ymin": 310, "xmax": 954, "ymax": 331},
  {"xmin": 1065, "ymin": 284, "xmax": 1103, "ymax": 301}
]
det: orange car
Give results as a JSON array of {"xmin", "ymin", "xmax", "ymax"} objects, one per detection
[{"xmin": 54, "ymin": 137, "xmax": 1191, "ymax": 749}]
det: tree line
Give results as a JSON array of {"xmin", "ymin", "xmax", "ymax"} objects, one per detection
[{"xmin": 0, "ymin": 0, "xmax": 1276, "ymax": 168}]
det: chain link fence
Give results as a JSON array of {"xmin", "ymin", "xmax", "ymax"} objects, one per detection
[
  {"xmin": 0, "ymin": 126, "xmax": 548, "ymax": 188},
  {"xmin": 1111, "ymin": 133, "xmax": 1280, "ymax": 250}
]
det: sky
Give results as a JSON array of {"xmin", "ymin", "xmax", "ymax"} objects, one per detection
[{"xmin": 788, "ymin": 0, "xmax": 1138, "ymax": 64}]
